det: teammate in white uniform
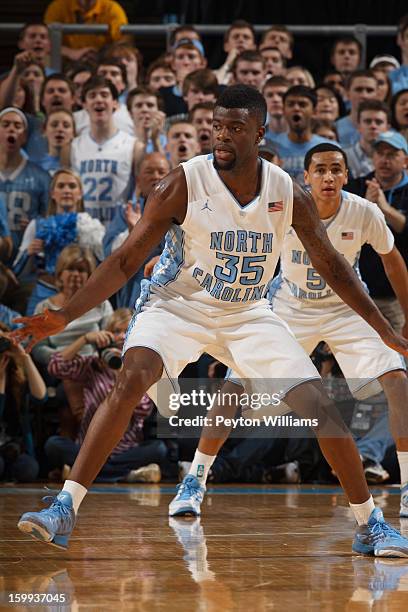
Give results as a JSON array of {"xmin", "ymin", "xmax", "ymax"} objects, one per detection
[
  {"xmin": 179, "ymin": 142, "xmax": 408, "ymax": 520},
  {"xmin": 71, "ymin": 76, "xmax": 143, "ymax": 226},
  {"xmin": 13, "ymin": 86, "xmax": 408, "ymax": 557}
]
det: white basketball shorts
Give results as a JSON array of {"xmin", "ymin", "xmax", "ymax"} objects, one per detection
[{"xmin": 123, "ymin": 284, "xmax": 320, "ymax": 417}]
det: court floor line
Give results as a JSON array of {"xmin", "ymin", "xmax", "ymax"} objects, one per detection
[
  {"xmin": 0, "ymin": 530, "xmax": 353, "ymax": 544},
  {"xmin": 0, "ymin": 486, "xmax": 401, "ymax": 495}
]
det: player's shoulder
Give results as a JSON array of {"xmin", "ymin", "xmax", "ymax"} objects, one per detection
[
  {"xmin": 341, "ymin": 190, "xmax": 386, "ymax": 227},
  {"xmin": 181, "ymin": 153, "xmax": 213, "ymax": 170},
  {"xmin": 261, "ymin": 157, "xmax": 293, "ymax": 190},
  {"xmin": 342, "ymin": 189, "xmax": 380, "ymax": 215}
]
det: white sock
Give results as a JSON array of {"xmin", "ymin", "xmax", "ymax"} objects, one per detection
[
  {"xmin": 397, "ymin": 451, "xmax": 408, "ymax": 488},
  {"xmin": 60, "ymin": 480, "xmax": 88, "ymax": 514},
  {"xmin": 188, "ymin": 450, "xmax": 215, "ymax": 484},
  {"xmin": 349, "ymin": 496, "xmax": 375, "ymax": 526}
]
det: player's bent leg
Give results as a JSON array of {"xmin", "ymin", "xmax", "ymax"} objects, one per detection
[
  {"xmin": 378, "ymin": 370, "xmax": 408, "ymax": 519},
  {"xmin": 169, "ymin": 381, "xmax": 242, "ymax": 517},
  {"xmin": 18, "ymin": 347, "xmax": 164, "ymax": 548},
  {"xmin": 284, "ymin": 379, "xmax": 408, "ymax": 557}
]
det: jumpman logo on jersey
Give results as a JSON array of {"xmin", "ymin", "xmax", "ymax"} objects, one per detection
[{"xmin": 201, "ymin": 200, "xmax": 212, "ymax": 212}]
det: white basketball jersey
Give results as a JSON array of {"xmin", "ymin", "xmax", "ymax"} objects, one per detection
[
  {"xmin": 149, "ymin": 154, "xmax": 293, "ymax": 311},
  {"xmin": 71, "ymin": 130, "xmax": 135, "ymax": 225},
  {"xmin": 270, "ymin": 191, "xmax": 394, "ymax": 305}
]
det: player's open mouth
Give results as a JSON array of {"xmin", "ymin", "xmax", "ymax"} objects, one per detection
[
  {"xmin": 7, "ymin": 136, "xmax": 16, "ymax": 144},
  {"xmin": 51, "ymin": 98, "xmax": 62, "ymax": 107},
  {"xmin": 292, "ymin": 114, "xmax": 302, "ymax": 123},
  {"xmin": 54, "ymin": 135, "xmax": 65, "ymax": 143},
  {"xmin": 178, "ymin": 145, "xmax": 187, "ymax": 154},
  {"xmin": 199, "ymin": 133, "xmax": 210, "ymax": 143}
]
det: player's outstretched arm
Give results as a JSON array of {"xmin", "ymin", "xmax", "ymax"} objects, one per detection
[
  {"xmin": 12, "ymin": 167, "xmax": 188, "ymax": 350},
  {"xmin": 380, "ymin": 246, "xmax": 408, "ymax": 338},
  {"xmin": 291, "ymin": 180, "xmax": 408, "ymax": 356}
]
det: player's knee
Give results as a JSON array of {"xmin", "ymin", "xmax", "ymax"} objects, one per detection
[{"xmin": 114, "ymin": 363, "xmax": 161, "ymax": 405}]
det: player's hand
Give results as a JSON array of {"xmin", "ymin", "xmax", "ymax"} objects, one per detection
[
  {"xmin": 381, "ymin": 329, "xmax": 408, "ymax": 357},
  {"xmin": 10, "ymin": 309, "xmax": 67, "ymax": 352},
  {"xmin": 144, "ymin": 255, "xmax": 160, "ymax": 278}
]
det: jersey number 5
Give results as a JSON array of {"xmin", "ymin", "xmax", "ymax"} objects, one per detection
[{"xmin": 306, "ymin": 267, "xmax": 327, "ymax": 291}]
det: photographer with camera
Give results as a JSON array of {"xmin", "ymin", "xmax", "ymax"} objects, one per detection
[
  {"xmin": 0, "ymin": 322, "xmax": 46, "ymax": 482},
  {"xmin": 45, "ymin": 308, "xmax": 167, "ymax": 483}
]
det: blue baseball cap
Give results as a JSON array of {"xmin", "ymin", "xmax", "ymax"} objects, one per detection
[
  {"xmin": 174, "ymin": 37, "xmax": 205, "ymax": 57},
  {"xmin": 374, "ymin": 130, "xmax": 408, "ymax": 154}
]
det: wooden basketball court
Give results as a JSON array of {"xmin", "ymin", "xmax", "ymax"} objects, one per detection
[{"xmin": 1, "ymin": 484, "xmax": 408, "ymax": 610}]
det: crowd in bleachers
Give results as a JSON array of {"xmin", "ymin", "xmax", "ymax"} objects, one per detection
[{"xmin": 0, "ymin": 1, "xmax": 408, "ymax": 487}]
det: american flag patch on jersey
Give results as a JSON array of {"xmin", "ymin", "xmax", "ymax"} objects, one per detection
[
  {"xmin": 341, "ymin": 231, "xmax": 354, "ymax": 240},
  {"xmin": 268, "ymin": 201, "xmax": 284, "ymax": 212}
]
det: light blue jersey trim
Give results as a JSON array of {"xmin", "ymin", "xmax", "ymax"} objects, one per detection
[
  {"xmin": 267, "ymin": 272, "xmax": 283, "ymax": 307},
  {"xmin": 122, "ymin": 280, "xmax": 152, "ymax": 354},
  {"xmin": 150, "ymin": 224, "xmax": 185, "ymax": 288}
]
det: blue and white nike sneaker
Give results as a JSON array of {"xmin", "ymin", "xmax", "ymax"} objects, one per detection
[
  {"xmin": 400, "ymin": 484, "xmax": 408, "ymax": 518},
  {"xmin": 17, "ymin": 492, "xmax": 75, "ymax": 550},
  {"xmin": 353, "ymin": 508, "xmax": 408, "ymax": 557},
  {"xmin": 169, "ymin": 475, "xmax": 206, "ymax": 516}
]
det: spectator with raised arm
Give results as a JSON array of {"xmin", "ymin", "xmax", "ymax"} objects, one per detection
[
  {"xmin": 215, "ymin": 20, "xmax": 256, "ymax": 86},
  {"xmin": 127, "ymin": 87, "xmax": 166, "ymax": 155}
]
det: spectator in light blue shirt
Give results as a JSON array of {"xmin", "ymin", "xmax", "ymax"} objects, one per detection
[
  {"xmin": 336, "ymin": 70, "xmax": 378, "ymax": 147},
  {"xmin": 344, "ymin": 99, "xmax": 390, "ymax": 179},
  {"xmin": 268, "ymin": 85, "xmax": 336, "ymax": 185}
]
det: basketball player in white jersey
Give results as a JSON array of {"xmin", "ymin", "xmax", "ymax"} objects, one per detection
[
  {"xmin": 13, "ymin": 85, "xmax": 408, "ymax": 557},
  {"xmin": 174, "ymin": 142, "xmax": 408, "ymax": 522},
  {"xmin": 71, "ymin": 76, "xmax": 144, "ymax": 226}
]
